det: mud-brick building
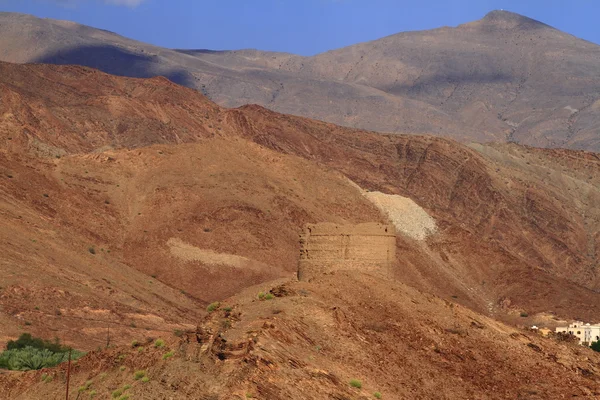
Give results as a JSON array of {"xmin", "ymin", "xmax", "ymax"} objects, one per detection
[{"xmin": 298, "ymin": 222, "xmax": 396, "ymax": 281}]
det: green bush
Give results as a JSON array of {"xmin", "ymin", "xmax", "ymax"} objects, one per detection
[
  {"xmin": 154, "ymin": 339, "xmax": 165, "ymax": 348},
  {"xmin": 134, "ymin": 370, "xmax": 146, "ymax": 380},
  {"xmin": 374, "ymin": 392, "xmax": 382, "ymax": 399},
  {"xmin": 163, "ymin": 350, "xmax": 175, "ymax": 360},
  {"xmin": 592, "ymin": 341, "xmax": 600, "ymax": 352},
  {"xmin": 141, "ymin": 376, "xmax": 150, "ymax": 383},
  {"xmin": 349, "ymin": 379, "xmax": 362, "ymax": 389},
  {"xmin": 264, "ymin": 293, "xmax": 275, "ymax": 300},
  {"xmin": 0, "ymin": 346, "xmax": 83, "ymax": 371},
  {"xmin": 111, "ymin": 389, "xmax": 123, "ymax": 398},
  {"xmin": 6, "ymin": 333, "xmax": 67, "ymax": 353},
  {"xmin": 207, "ymin": 302, "xmax": 221, "ymax": 313}
]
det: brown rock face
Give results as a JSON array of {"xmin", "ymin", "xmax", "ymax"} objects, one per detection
[
  {"xmin": 298, "ymin": 223, "xmax": 396, "ymax": 281},
  {"xmin": 0, "ymin": 61, "xmax": 599, "ymax": 351}
]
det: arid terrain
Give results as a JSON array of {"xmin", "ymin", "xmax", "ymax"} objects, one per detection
[
  {"xmin": 0, "ymin": 10, "xmax": 599, "ymax": 151},
  {"xmin": 0, "ymin": 59, "xmax": 599, "ymax": 398}
]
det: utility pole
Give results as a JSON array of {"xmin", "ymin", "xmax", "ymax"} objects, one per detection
[{"xmin": 65, "ymin": 348, "xmax": 72, "ymax": 400}]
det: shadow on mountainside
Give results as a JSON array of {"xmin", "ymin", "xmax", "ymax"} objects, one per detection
[{"xmin": 34, "ymin": 44, "xmax": 196, "ymax": 88}]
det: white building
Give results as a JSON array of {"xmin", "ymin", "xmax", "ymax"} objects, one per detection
[{"xmin": 555, "ymin": 321, "xmax": 600, "ymax": 345}]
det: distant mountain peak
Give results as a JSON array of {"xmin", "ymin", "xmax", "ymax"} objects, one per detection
[{"xmin": 481, "ymin": 10, "xmax": 552, "ymax": 30}]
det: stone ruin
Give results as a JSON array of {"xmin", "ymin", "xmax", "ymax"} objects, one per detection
[{"xmin": 298, "ymin": 222, "xmax": 396, "ymax": 281}]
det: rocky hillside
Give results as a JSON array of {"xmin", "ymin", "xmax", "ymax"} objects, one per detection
[
  {"xmin": 1, "ymin": 61, "xmax": 599, "ymax": 357},
  {"xmin": 0, "ymin": 11, "xmax": 599, "ymax": 150},
  {"xmin": 1, "ymin": 274, "xmax": 599, "ymax": 399}
]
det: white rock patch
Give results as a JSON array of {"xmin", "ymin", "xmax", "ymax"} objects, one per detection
[{"xmin": 346, "ymin": 179, "xmax": 437, "ymax": 240}]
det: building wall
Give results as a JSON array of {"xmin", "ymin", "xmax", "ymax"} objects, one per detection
[
  {"xmin": 298, "ymin": 222, "xmax": 396, "ymax": 281},
  {"xmin": 556, "ymin": 322, "xmax": 600, "ymax": 345}
]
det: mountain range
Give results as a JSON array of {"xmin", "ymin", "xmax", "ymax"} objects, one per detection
[
  {"xmin": 0, "ymin": 10, "xmax": 599, "ymax": 151},
  {"xmin": 0, "ymin": 10, "xmax": 600, "ymax": 399}
]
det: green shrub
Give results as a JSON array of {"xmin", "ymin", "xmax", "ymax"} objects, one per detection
[
  {"xmin": 349, "ymin": 379, "xmax": 362, "ymax": 389},
  {"xmin": 257, "ymin": 292, "xmax": 266, "ymax": 300},
  {"xmin": 374, "ymin": 392, "xmax": 382, "ymax": 399},
  {"xmin": 141, "ymin": 376, "xmax": 150, "ymax": 383},
  {"xmin": 207, "ymin": 302, "xmax": 221, "ymax": 313},
  {"xmin": 154, "ymin": 339, "xmax": 165, "ymax": 348},
  {"xmin": 111, "ymin": 389, "xmax": 123, "ymax": 398},
  {"xmin": 123, "ymin": 384, "xmax": 131, "ymax": 390},
  {"xmin": 134, "ymin": 370, "xmax": 146, "ymax": 380},
  {"xmin": 120, "ymin": 366, "xmax": 126, "ymax": 371},
  {"xmin": 89, "ymin": 390, "xmax": 97, "ymax": 398},
  {"xmin": 592, "ymin": 341, "xmax": 600, "ymax": 352},
  {"xmin": 174, "ymin": 329, "xmax": 184, "ymax": 337},
  {"xmin": 0, "ymin": 346, "xmax": 83, "ymax": 371},
  {"xmin": 6, "ymin": 333, "xmax": 68, "ymax": 353},
  {"xmin": 223, "ymin": 306, "xmax": 233, "ymax": 312},
  {"xmin": 163, "ymin": 351, "xmax": 175, "ymax": 360},
  {"xmin": 264, "ymin": 293, "xmax": 275, "ymax": 300}
]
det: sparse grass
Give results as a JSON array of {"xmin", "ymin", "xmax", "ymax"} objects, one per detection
[
  {"xmin": 119, "ymin": 395, "xmax": 129, "ymax": 400},
  {"xmin": 123, "ymin": 384, "xmax": 131, "ymax": 390},
  {"xmin": 174, "ymin": 329, "xmax": 184, "ymax": 337},
  {"xmin": 89, "ymin": 390, "xmax": 97, "ymax": 398},
  {"xmin": 154, "ymin": 338, "xmax": 165, "ymax": 348},
  {"xmin": 223, "ymin": 306, "xmax": 233, "ymax": 312},
  {"xmin": 163, "ymin": 351, "xmax": 175, "ymax": 360},
  {"xmin": 350, "ymin": 379, "xmax": 362, "ymax": 389},
  {"xmin": 374, "ymin": 392, "xmax": 382, "ymax": 399},
  {"xmin": 119, "ymin": 366, "xmax": 126, "ymax": 371},
  {"xmin": 141, "ymin": 376, "xmax": 150, "ymax": 383},
  {"xmin": 130, "ymin": 340, "xmax": 138, "ymax": 347},
  {"xmin": 134, "ymin": 370, "xmax": 146, "ymax": 380},
  {"xmin": 207, "ymin": 302, "xmax": 220, "ymax": 313},
  {"xmin": 111, "ymin": 389, "xmax": 123, "ymax": 398},
  {"xmin": 137, "ymin": 346, "xmax": 144, "ymax": 353}
]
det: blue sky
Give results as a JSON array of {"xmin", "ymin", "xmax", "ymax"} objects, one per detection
[{"xmin": 1, "ymin": 0, "xmax": 599, "ymax": 55}]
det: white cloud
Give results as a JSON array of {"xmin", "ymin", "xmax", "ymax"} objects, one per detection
[{"xmin": 102, "ymin": 0, "xmax": 146, "ymax": 6}]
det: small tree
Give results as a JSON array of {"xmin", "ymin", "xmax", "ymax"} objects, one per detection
[{"xmin": 591, "ymin": 341, "xmax": 600, "ymax": 352}]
